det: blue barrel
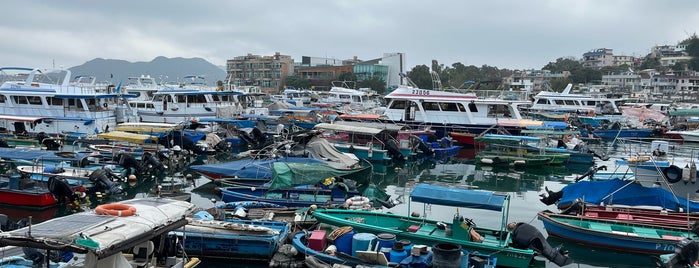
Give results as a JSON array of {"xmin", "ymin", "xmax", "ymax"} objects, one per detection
[
  {"xmin": 334, "ymin": 230, "xmax": 356, "ymax": 255},
  {"xmin": 374, "ymin": 233, "xmax": 396, "ymax": 260},
  {"xmin": 399, "ymin": 239, "xmax": 412, "ymax": 255},
  {"xmin": 352, "ymin": 233, "xmax": 376, "ymax": 257},
  {"xmin": 390, "ymin": 241, "xmax": 408, "ymax": 263},
  {"xmin": 433, "ymin": 242, "xmax": 462, "ymax": 268}
]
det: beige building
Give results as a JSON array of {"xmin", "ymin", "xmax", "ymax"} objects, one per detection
[{"xmin": 226, "ymin": 52, "xmax": 294, "ymax": 93}]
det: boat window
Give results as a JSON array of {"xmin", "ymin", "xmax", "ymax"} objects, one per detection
[
  {"xmin": 536, "ymin": 98, "xmax": 547, "ymax": 104},
  {"xmin": 153, "ymin": 95, "xmax": 164, "ymax": 102},
  {"xmin": 48, "ymin": 97, "xmax": 62, "ymax": 106},
  {"xmin": 146, "ymin": 103, "xmax": 154, "ymax": 109},
  {"xmin": 389, "ymin": 100, "xmax": 406, "ymax": 109},
  {"xmin": 0, "ymin": 95, "xmax": 5, "ymax": 103},
  {"xmin": 187, "ymin": 95, "xmax": 208, "ymax": 103},
  {"xmin": 554, "ymin": 100, "xmax": 564, "ymax": 105},
  {"xmin": 27, "ymin": 96, "xmax": 42, "ymax": 105},
  {"xmin": 177, "ymin": 95, "xmax": 187, "ymax": 103},
  {"xmin": 564, "ymin": 100, "xmax": 576, "ymax": 105},
  {"xmin": 440, "ymin": 102, "xmax": 459, "ymax": 111},
  {"xmin": 352, "ymin": 96, "xmax": 361, "ymax": 102},
  {"xmin": 456, "ymin": 103, "xmax": 466, "ymax": 112},
  {"xmin": 586, "ymin": 101, "xmax": 595, "ymax": 106},
  {"xmin": 423, "ymin": 102, "xmax": 441, "ymax": 111},
  {"xmin": 468, "ymin": 102, "xmax": 478, "ymax": 112},
  {"xmin": 340, "ymin": 95, "xmax": 351, "ymax": 100},
  {"xmin": 12, "ymin": 96, "xmax": 28, "ymax": 105}
]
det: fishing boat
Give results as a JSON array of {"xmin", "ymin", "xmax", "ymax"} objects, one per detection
[
  {"xmin": 190, "ymin": 157, "xmax": 325, "ymax": 181},
  {"xmin": 559, "ymin": 202, "xmax": 699, "ymax": 230},
  {"xmin": 381, "ymin": 82, "xmax": 542, "ymax": 139},
  {"xmin": 474, "ymin": 134, "xmax": 569, "ymax": 167},
  {"xmin": 219, "ymin": 185, "xmax": 356, "ymax": 208},
  {"xmin": 309, "ymin": 184, "xmax": 537, "ymax": 268},
  {"xmin": 0, "ymin": 197, "xmax": 200, "ymax": 268},
  {"xmin": 0, "ymin": 67, "xmax": 134, "ymax": 138},
  {"xmin": 615, "ymin": 140, "xmax": 699, "ymax": 200},
  {"xmin": 538, "ymin": 209, "xmax": 699, "ymax": 254},
  {"xmin": 538, "ymin": 177, "xmax": 699, "ymax": 213},
  {"xmin": 314, "ymin": 123, "xmax": 403, "ymax": 162},
  {"xmin": 0, "ymin": 174, "xmax": 80, "ymax": 208},
  {"xmin": 528, "ymin": 83, "xmax": 626, "ymax": 115},
  {"xmin": 169, "ymin": 214, "xmax": 290, "ymax": 260}
]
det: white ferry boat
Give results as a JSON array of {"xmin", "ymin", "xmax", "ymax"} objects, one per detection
[
  {"xmin": 528, "ymin": 83, "xmax": 626, "ymax": 115},
  {"xmin": 323, "ymin": 81, "xmax": 382, "ymax": 113},
  {"xmin": 382, "ymin": 85, "xmax": 540, "ymax": 138},
  {"xmin": 0, "ymin": 67, "xmax": 132, "ymax": 138}
]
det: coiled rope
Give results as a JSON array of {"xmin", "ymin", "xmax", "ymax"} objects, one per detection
[{"xmin": 328, "ymin": 226, "xmax": 354, "ymax": 240}]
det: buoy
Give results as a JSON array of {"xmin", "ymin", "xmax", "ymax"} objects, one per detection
[{"xmin": 481, "ymin": 158, "xmax": 494, "ymax": 164}]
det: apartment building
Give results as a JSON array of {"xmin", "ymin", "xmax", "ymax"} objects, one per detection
[{"xmin": 226, "ymin": 52, "xmax": 294, "ymax": 93}]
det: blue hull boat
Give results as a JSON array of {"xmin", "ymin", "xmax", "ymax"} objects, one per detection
[
  {"xmin": 170, "ymin": 219, "xmax": 290, "ymax": 260},
  {"xmin": 219, "ymin": 186, "xmax": 354, "ymax": 207}
]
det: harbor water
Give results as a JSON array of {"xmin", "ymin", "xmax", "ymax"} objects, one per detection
[{"xmin": 2, "ymin": 145, "xmax": 666, "ymax": 268}]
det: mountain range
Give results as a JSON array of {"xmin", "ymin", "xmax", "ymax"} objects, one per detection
[{"xmin": 68, "ymin": 56, "xmax": 227, "ymax": 86}]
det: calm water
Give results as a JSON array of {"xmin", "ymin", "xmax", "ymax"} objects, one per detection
[
  {"xmin": 2, "ymin": 145, "xmax": 665, "ymax": 268},
  {"xmin": 187, "ymin": 147, "xmax": 662, "ymax": 268}
]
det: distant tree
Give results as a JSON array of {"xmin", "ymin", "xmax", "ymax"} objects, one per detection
[
  {"xmin": 358, "ymin": 77, "xmax": 386, "ymax": 94},
  {"xmin": 684, "ymin": 35, "xmax": 699, "ymax": 71},
  {"xmin": 639, "ymin": 56, "xmax": 662, "ymax": 71},
  {"xmin": 549, "ymin": 78, "xmax": 573, "ymax": 91},
  {"xmin": 444, "ymin": 63, "xmax": 481, "ymax": 88},
  {"xmin": 338, "ymin": 72, "xmax": 356, "ymax": 82},
  {"xmin": 600, "ymin": 64, "xmax": 631, "ymax": 74},
  {"xmin": 543, "ymin": 57, "xmax": 583, "ymax": 73},
  {"xmin": 285, "ymin": 76, "xmax": 312, "ymax": 89},
  {"xmin": 408, "ymin": 65, "xmax": 432, "ymax": 89}
]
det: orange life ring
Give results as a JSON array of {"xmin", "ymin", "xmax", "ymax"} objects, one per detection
[{"xmin": 95, "ymin": 203, "xmax": 137, "ymax": 217}]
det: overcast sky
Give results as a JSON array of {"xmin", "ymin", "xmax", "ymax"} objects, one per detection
[{"xmin": 4, "ymin": 1, "xmax": 699, "ymax": 71}]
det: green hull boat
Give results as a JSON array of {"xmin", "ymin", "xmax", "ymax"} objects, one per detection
[{"xmin": 310, "ymin": 184, "xmax": 536, "ymax": 267}]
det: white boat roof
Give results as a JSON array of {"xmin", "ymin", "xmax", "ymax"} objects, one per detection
[
  {"xmin": 0, "ymin": 198, "xmax": 194, "ymax": 257},
  {"xmin": 333, "ymin": 121, "xmax": 405, "ymax": 131},
  {"xmin": 314, "ymin": 122, "xmax": 383, "ymax": 135},
  {"xmin": 386, "ymin": 86, "xmax": 529, "ymax": 104}
]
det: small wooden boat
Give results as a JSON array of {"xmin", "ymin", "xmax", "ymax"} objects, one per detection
[
  {"xmin": 219, "ymin": 186, "xmax": 354, "ymax": 208},
  {"xmin": 169, "ymin": 217, "xmax": 290, "ymax": 260},
  {"xmin": 563, "ymin": 203, "xmax": 699, "ymax": 230},
  {"xmin": 537, "ymin": 210, "xmax": 699, "ymax": 254}
]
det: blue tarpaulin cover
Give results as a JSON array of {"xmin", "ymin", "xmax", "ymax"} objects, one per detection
[
  {"xmin": 410, "ymin": 184, "xmax": 507, "ymax": 212},
  {"xmin": 557, "ymin": 178, "xmax": 699, "ymax": 212}
]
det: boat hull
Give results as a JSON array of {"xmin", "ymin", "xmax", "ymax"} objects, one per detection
[
  {"xmin": 219, "ymin": 186, "xmax": 350, "ymax": 207},
  {"xmin": 171, "ymin": 219, "xmax": 289, "ymax": 260},
  {"xmin": 538, "ymin": 211, "xmax": 693, "ymax": 254}
]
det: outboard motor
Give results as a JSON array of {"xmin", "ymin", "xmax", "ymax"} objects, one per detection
[
  {"xmin": 118, "ymin": 152, "xmax": 148, "ymax": 175},
  {"xmin": 88, "ymin": 167, "xmax": 123, "ymax": 195},
  {"xmin": 143, "ymin": 152, "xmax": 165, "ymax": 173},
  {"xmin": 409, "ymin": 135, "xmax": 434, "ymax": 156},
  {"xmin": 509, "ymin": 222, "xmax": 573, "ymax": 266},
  {"xmin": 385, "ymin": 139, "xmax": 404, "ymax": 161},
  {"xmin": 662, "ymin": 238, "xmax": 699, "ymax": 268},
  {"xmin": 48, "ymin": 176, "xmax": 74, "ymax": 203},
  {"xmin": 251, "ymin": 127, "xmax": 267, "ymax": 145}
]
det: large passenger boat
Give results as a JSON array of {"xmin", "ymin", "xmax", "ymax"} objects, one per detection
[
  {"xmin": 381, "ymin": 85, "xmax": 540, "ymax": 138},
  {"xmin": 0, "ymin": 67, "xmax": 132, "ymax": 138}
]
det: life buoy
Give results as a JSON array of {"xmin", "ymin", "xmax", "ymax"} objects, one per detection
[
  {"xmin": 95, "ymin": 203, "xmax": 137, "ymax": 216},
  {"xmin": 663, "ymin": 165, "xmax": 683, "ymax": 184},
  {"xmin": 103, "ymin": 103, "xmax": 108, "ymax": 108}
]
